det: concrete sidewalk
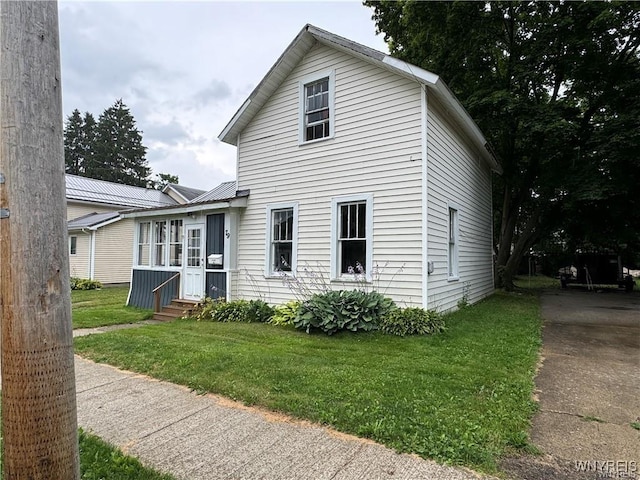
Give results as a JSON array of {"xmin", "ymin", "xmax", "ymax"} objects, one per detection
[{"xmin": 75, "ymin": 356, "xmax": 493, "ymax": 480}]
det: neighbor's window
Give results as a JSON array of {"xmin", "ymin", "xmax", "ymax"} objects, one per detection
[
  {"xmin": 448, "ymin": 207, "xmax": 458, "ymax": 278},
  {"xmin": 69, "ymin": 236, "xmax": 77, "ymax": 256},
  {"xmin": 169, "ymin": 219, "xmax": 183, "ymax": 267},
  {"xmin": 265, "ymin": 203, "xmax": 298, "ymax": 276},
  {"xmin": 299, "ymin": 71, "xmax": 334, "ymax": 144},
  {"xmin": 154, "ymin": 221, "xmax": 166, "ymax": 267},
  {"xmin": 331, "ymin": 194, "xmax": 372, "ymax": 279},
  {"xmin": 137, "ymin": 222, "xmax": 150, "ymax": 266}
]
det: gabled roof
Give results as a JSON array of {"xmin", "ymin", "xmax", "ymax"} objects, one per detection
[
  {"xmin": 68, "ymin": 211, "xmax": 120, "ymax": 231},
  {"xmin": 66, "ymin": 174, "xmax": 178, "ymax": 209},
  {"xmin": 162, "ymin": 183, "xmax": 207, "ymax": 203},
  {"xmin": 190, "ymin": 181, "xmax": 237, "ymax": 204},
  {"xmin": 219, "ymin": 24, "xmax": 501, "ymax": 174}
]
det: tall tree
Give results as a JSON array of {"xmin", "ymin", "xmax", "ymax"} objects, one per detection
[
  {"xmin": 64, "ymin": 110, "xmax": 97, "ymax": 176},
  {"xmin": 93, "ymin": 99, "xmax": 150, "ymax": 186},
  {"xmin": 366, "ymin": 1, "xmax": 640, "ymax": 287}
]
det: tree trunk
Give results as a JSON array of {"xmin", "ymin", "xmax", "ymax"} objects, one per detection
[
  {"xmin": 0, "ymin": 2, "xmax": 80, "ymax": 478},
  {"xmin": 501, "ymin": 208, "xmax": 542, "ymax": 291}
]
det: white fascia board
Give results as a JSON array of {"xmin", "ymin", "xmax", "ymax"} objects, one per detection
[
  {"xmin": 121, "ymin": 198, "xmax": 247, "ymax": 219},
  {"xmin": 382, "ymin": 56, "xmax": 440, "ymax": 85},
  {"xmin": 219, "ymin": 99, "xmax": 252, "ymax": 145}
]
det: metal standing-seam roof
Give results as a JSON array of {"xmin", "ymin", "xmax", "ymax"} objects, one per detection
[
  {"xmin": 65, "ymin": 174, "xmax": 178, "ymax": 209},
  {"xmin": 67, "ymin": 211, "xmax": 120, "ymax": 230},
  {"xmin": 189, "ymin": 181, "xmax": 237, "ymax": 204},
  {"xmin": 218, "ymin": 24, "xmax": 501, "ymax": 174}
]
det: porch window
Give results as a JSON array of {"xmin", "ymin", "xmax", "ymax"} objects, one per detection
[
  {"xmin": 154, "ymin": 221, "xmax": 166, "ymax": 267},
  {"xmin": 448, "ymin": 206, "xmax": 459, "ymax": 279},
  {"xmin": 169, "ymin": 219, "xmax": 183, "ymax": 267},
  {"xmin": 265, "ymin": 203, "xmax": 298, "ymax": 276},
  {"xmin": 137, "ymin": 222, "xmax": 150, "ymax": 266},
  {"xmin": 331, "ymin": 194, "xmax": 373, "ymax": 279}
]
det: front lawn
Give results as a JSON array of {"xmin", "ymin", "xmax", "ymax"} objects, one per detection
[
  {"xmin": 72, "ymin": 286, "xmax": 153, "ymax": 329},
  {"xmin": 74, "ymin": 291, "xmax": 542, "ymax": 473}
]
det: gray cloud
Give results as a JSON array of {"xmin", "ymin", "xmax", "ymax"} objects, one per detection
[
  {"xmin": 190, "ymin": 80, "xmax": 233, "ymax": 108},
  {"xmin": 144, "ymin": 120, "xmax": 190, "ymax": 147}
]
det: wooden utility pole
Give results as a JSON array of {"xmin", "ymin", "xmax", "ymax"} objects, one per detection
[{"xmin": 0, "ymin": 2, "xmax": 80, "ymax": 478}]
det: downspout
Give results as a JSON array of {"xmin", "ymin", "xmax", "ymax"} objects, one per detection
[
  {"xmin": 89, "ymin": 229, "xmax": 96, "ymax": 280},
  {"xmin": 421, "ymin": 84, "xmax": 429, "ymax": 309}
]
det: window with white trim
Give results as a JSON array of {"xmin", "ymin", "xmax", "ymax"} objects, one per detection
[
  {"xmin": 331, "ymin": 194, "xmax": 373, "ymax": 279},
  {"xmin": 137, "ymin": 222, "xmax": 150, "ymax": 266},
  {"xmin": 299, "ymin": 71, "xmax": 334, "ymax": 144},
  {"xmin": 69, "ymin": 236, "xmax": 77, "ymax": 256},
  {"xmin": 448, "ymin": 207, "xmax": 459, "ymax": 278},
  {"xmin": 266, "ymin": 203, "xmax": 298, "ymax": 275},
  {"xmin": 169, "ymin": 219, "xmax": 183, "ymax": 267},
  {"xmin": 154, "ymin": 221, "xmax": 166, "ymax": 267}
]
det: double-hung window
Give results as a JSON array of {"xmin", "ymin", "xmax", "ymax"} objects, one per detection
[
  {"xmin": 69, "ymin": 236, "xmax": 77, "ymax": 256},
  {"xmin": 299, "ymin": 71, "xmax": 334, "ymax": 144},
  {"xmin": 331, "ymin": 194, "xmax": 373, "ymax": 279},
  {"xmin": 265, "ymin": 203, "xmax": 298, "ymax": 276},
  {"xmin": 169, "ymin": 219, "xmax": 183, "ymax": 266},
  {"xmin": 448, "ymin": 206, "xmax": 459, "ymax": 279},
  {"xmin": 137, "ymin": 222, "xmax": 151, "ymax": 266},
  {"xmin": 154, "ymin": 221, "xmax": 166, "ymax": 267}
]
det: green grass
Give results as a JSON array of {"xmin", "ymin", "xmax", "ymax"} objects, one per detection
[
  {"xmin": 79, "ymin": 429, "xmax": 175, "ymax": 479},
  {"xmin": 74, "ymin": 291, "xmax": 542, "ymax": 473},
  {"xmin": 513, "ymin": 274, "xmax": 559, "ymax": 290},
  {"xmin": 0, "ymin": 428, "xmax": 174, "ymax": 479},
  {"xmin": 72, "ymin": 287, "xmax": 153, "ymax": 329}
]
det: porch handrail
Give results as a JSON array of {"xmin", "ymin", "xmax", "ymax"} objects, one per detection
[{"xmin": 152, "ymin": 272, "xmax": 180, "ymax": 313}]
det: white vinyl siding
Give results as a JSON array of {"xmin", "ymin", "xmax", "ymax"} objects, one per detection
[
  {"xmin": 67, "ymin": 202, "xmax": 121, "ymax": 221},
  {"xmin": 426, "ymin": 95, "xmax": 494, "ymax": 311},
  {"xmin": 68, "ymin": 234, "xmax": 91, "ymax": 279},
  {"xmin": 93, "ymin": 218, "xmax": 135, "ymax": 284},
  {"xmin": 235, "ymin": 43, "xmax": 424, "ymax": 306}
]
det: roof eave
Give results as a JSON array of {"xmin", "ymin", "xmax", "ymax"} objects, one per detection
[{"xmin": 122, "ymin": 196, "xmax": 248, "ymax": 219}]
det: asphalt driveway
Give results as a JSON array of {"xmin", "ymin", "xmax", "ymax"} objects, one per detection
[{"xmin": 502, "ymin": 288, "xmax": 640, "ymax": 480}]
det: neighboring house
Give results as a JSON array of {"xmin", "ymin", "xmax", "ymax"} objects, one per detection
[
  {"xmin": 126, "ymin": 25, "xmax": 501, "ymax": 312},
  {"xmin": 66, "ymin": 174, "xmax": 204, "ymax": 284}
]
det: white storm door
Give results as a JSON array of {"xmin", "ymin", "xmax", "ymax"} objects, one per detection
[{"xmin": 183, "ymin": 224, "xmax": 205, "ymax": 300}]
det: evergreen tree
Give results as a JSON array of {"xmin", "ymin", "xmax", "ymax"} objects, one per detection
[
  {"xmin": 93, "ymin": 99, "xmax": 150, "ymax": 186},
  {"xmin": 81, "ymin": 112, "xmax": 98, "ymax": 177},
  {"xmin": 150, "ymin": 173, "xmax": 179, "ymax": 190},
  {"xmin": 63, "ymin": 109, "xmax": 84, "ymax": 175}
]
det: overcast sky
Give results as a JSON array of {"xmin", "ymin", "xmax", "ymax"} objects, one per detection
[{"xmin": 58, "ymin": 1, "xmax": 389, "ymax": 191}]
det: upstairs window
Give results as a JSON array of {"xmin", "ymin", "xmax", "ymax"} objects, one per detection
[
  {"xmin": 304, "ymin": 78, "xmax": 330, "ymax": 141},
  {"xmin": 299, "ymin": 71, "xmax": 334, "ymax": 144}
]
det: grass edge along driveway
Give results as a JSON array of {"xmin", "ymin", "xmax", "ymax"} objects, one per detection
[{"xmin": 74, "ymin": 290, "xmax": 542, "ymax": 474}]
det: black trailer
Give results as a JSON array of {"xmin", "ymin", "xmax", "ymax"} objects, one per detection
[{"xmin": 560, "ymin": 253, "xmax": 635, "ymax": 291}]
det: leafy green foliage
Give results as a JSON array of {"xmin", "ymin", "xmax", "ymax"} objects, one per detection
[
  {"xmin": 294, "ymin": 290, "xmax": 395, "ymax": 335},
  {"xmin": 269, "ymin": 301, "xmax": 300, "ymax": 326},
  {"xmin": 193, "ymin": 297, "xmax": 274, "ymax": 323},
  {"xmin": 366, "ymin": 1, "xmax": 640, "ymax": 286},
  {"xmin": 379, "ymin": 308, "xmax": 445, "ymax": 337},
  {"xmin": 70, "ymin": 277, "xmax": 103, "ymax": 291}
]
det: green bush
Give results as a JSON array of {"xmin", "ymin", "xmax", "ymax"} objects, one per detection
[
  {"xmin": 70, "ymin": 277, "xmax": 102, "ymax": 291},
  {"xmin": 269, "ymin": 301, "xmax": 300, "ymax": 326},
  {"xmin": 245, "ymin": 299, "xmax": 274, "ymax": 323},
  {"xmin": 379, "ymin": 307, "xmax": 445, "ymax": 337},
  {"xmin": 193, "ymin": 297, "xmax": 273, "ymax": 323},
  {"xmin": 294, "ymin": 289, "xmax": 395, "ymax": 335}
]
